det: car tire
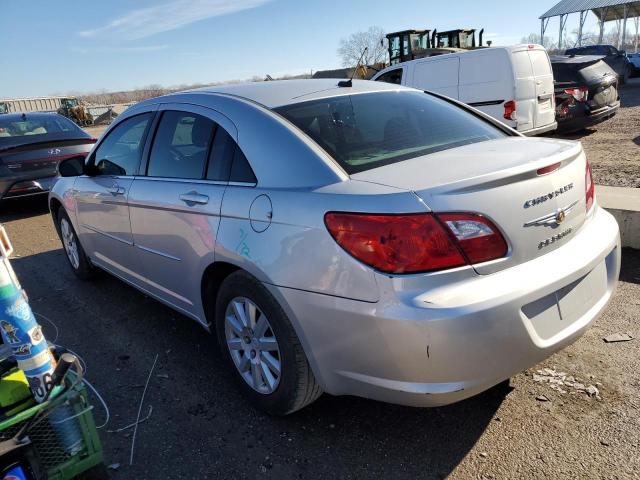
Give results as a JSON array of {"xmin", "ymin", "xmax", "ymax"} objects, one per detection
[
  {"xmin": 215, "ymin": 270, "xmax": 322, "ymax": 415},
  {"xmin": 56, "ymin": 208, "xmax": 94, "ymax": 280}
]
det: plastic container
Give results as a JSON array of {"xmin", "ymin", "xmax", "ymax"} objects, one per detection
[{"xmin": 0, "ymin": 372, "xmax": 104, "ymax": 480}]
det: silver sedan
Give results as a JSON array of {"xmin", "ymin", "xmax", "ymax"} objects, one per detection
[{"xmin": 50, "ymin": 80, "xmax": 620, "ymax": 415}]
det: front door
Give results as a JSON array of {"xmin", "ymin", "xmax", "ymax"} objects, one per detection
[
  {"xmin": 128, "ymin": 104, "xmax": 237, "ymax": 319},
  {"xmin": 75, "ymin": 112, "xmax": 154, "ymax": 282}
]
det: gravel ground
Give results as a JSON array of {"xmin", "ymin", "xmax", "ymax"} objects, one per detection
[
  {"xmin": 555, "ymin": 78, "xmax": 640, "ymax": 188},
  {"xmin": 0, "ymin": 197, "xmax": 638, "ymax": 479}
]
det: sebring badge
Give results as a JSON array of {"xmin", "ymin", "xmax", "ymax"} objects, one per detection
[
  {"xmin": 539, "ymin": 228, "xmax": 573, "ymax": 249},
  {"xmin": 47, "ymin": 148, "xmax": 61, "ymax": 155}
]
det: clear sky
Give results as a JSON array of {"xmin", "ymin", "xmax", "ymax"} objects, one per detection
[{"xmin": 1, "ymin": 0, "xmax": 602, "ymax": 98}]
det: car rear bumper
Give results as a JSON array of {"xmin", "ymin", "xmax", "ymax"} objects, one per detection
[
  {"xmin": 556, "ymin": 102, "xmax": 619, "ymax": 133},
  {"xmin": 520, "ymin": 122, "xmax": 558, "ymax": 137},
  {"xmin": 269, "ymin": 205, "xmax": 620, "ymax": 407},
  {"xmin": 0, "ymin": 173, "xmax": 57, "ymax": 200}
]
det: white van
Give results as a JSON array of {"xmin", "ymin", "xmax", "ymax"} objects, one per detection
[{"xmin": 372, "ymin": 44, "xmax": 557, "ymax": 136}]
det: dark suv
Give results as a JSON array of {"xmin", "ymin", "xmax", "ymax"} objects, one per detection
[
  {"xmin": 565, "ymin": 44, "xmax": 632, "ymax": 83},
  {"xmin": 551, "ymin": 56, "xmax": 620, "ymax": 133}
]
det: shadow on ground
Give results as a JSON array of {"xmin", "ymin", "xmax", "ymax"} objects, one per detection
[
  {"xmin": 620, "ymin": 248, "xmax": 640, "ymax": 285},
  {"xmin": 0, "ymin": 196, "xmax": 49, "ymax": 222},
  {"xmin": 10, "ymin": 249, "xmax": 510, "ymax": 479}
]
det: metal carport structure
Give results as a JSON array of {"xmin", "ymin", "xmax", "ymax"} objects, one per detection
[{"xmin": 540, "ymin": 0, "xmax": 640, "ymax": 50}]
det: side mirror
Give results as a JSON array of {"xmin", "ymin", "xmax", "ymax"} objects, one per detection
[{"xmin": 57, "ymin": 155, "xmax": 86, "ymax": 177}]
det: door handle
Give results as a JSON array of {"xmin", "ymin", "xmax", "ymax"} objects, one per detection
[
  {"xmin": 107, "ymin": 184, "xmax": 125, "ymax": 195},
  {"xmin": 179, "ymin": 192, "xmax": 209, "ymax": 206}
]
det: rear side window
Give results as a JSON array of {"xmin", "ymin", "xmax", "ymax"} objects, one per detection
[
  {"xmin": 206, "ymin": 127, "xmax": 257, "ymax": 184},
  {"xmin": 376, "ymin": 69, "xmax": 403, "ymax": 85},
  {"xmin": 230, "ymin": 147, "xmax": 257, "ymax": 184},
  {"xmin": 275, "ymin": 91, "xmax": 506, "ymax": 174},
  {"xmin": 147, "ymin": 111, "xmax": 215, "ymax": 179},
  {"xmin": 94, "ymin": 113, "xmax": 152, "ymax": 176}
]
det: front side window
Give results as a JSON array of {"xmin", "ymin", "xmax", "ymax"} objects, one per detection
[
  {"xmin": 93, "ymin": 113, "xmax": 152, "ymax": 176},
  {"xmin": 147, "ymin": 111, "xmax": 215, "ymax": 179},
  {"xmin": 376, "ymin": 69, "xmax": 403, "ymax": 85},
  {"xmin": 275, "ymin": 91, "xmax": 506, "ymax": 174}
]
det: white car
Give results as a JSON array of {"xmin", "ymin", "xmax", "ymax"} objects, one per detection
[{"xmin": 373, "ymin": 44, "xmax": 558, "ymax": 136}]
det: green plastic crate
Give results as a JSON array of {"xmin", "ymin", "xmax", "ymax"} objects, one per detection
[{"xmin": 0, "ymin": 372, "xmax": 104, "ymax": 479}]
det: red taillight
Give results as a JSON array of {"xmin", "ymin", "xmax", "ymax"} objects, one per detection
[
  {"xmin": 324, "ymin": 212, "xmax": 507, "ymax": 274},
  {"xmin": 503, "ymin": 100, "xmax": 516, "ymax": 120},
  {"xmin": 537, "ymin": 162, "xmax": 561, "ymax": 176},
  {"xmin": 585, "ymin": 160, "xmax": 595, "ymax": 212},
  {"xmin": 564, "ymin": 86, "xmax": 589, "ymax": 102}
]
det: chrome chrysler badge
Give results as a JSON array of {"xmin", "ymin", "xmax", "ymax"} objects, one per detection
[{"xmin": 523, "ymin": 200, "xmax": 578, "ymax": 227}]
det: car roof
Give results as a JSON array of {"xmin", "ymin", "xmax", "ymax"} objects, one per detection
[{"xmin": 185, "ymin": 79, "xmax": 412, "ymax": 109}]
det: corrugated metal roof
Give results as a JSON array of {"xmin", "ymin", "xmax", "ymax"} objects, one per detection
[{"xmin": 540, "ymin": 0, "xmax": 640, "ymax": 19}]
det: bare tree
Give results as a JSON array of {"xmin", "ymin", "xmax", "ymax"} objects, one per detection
[
  {"xmin": 520, "ymin": 33, "xmax": 559, "ymax": 52},
  {"xmin": 338, "ymin": 26, "xmax": 387, "ymax": 68}
]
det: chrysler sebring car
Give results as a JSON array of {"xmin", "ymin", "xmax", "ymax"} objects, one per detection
[
  {"xmin": 49, "ymin": 80, "xmax": 620, "ymax": 415},
  {"xmin": 0, "ymin": 112, "xmax": 95, "ymax": 200}
]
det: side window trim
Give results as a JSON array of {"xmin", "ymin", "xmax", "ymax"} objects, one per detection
[{"xmin": 87, "ymin": 107, "xmax": 158, "ymax": 177}]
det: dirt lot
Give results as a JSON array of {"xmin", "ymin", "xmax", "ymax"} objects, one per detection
[
  {"xmin": 0, "ymin": 198, "xmax": 638, "ymax": 479},
  {"xmin": 557, "ymin": 78, "xmax": 640, "ymax": 188}
]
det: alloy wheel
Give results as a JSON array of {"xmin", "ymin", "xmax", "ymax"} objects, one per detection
[
  {"xmin": 224, "ymin": 297, "xmax": 282, "ymax": 394},
  {"xmin": 60, "ymin": 217, "xmax": 80, "ymax": 269}
]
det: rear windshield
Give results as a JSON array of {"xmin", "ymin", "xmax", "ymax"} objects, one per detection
[
  {"xmin": 0, "ymin": 115, "xmax": 87, "ymax": 148},
  {"xmin": 275, "ymin": 91, "xmax": 506, "ymax": 174}
]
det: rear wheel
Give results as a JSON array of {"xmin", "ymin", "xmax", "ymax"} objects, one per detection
[
  {"xmin": 215, "ymin": 271, "xmax": 322, "ymax": 415},
  {"xmin": 57, "ymin": 208, "xmax": 94, "ymax": 280}
]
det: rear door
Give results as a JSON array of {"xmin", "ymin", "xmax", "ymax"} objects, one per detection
[
  {"xmin": 75, "ymin": 111, "xmax": 154, "ymax": 282},
  {"xmin": 127, "ymin": 104, "xmax": 235, "ymax": 319},
  {"xmin": 526, "ymin": 47, "xmax": 556, "ymax": 130},
  {"xmin": 411, "ymin": 57, "xmax": 460, "ymax": 99}
]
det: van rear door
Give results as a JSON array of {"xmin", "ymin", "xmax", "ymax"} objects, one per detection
[
  {"xmin": 411, "ymin": 57, "xmax": 460, "ymax": 99},
  {"xmin": 528, "ymin": 48, "xmax": 556, "ymax": 130},
  {"xmin": 512, "ymin": 47, "xmax": 555, "ymax": 133}
]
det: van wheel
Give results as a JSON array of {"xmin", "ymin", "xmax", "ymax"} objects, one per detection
[
  {"xmin": 215, "ymin": 271, "xmax": 322, "ymax": 415},
  {"xmin": 57, "ymin": 208, "xmax": 94, "ymax": 280}
]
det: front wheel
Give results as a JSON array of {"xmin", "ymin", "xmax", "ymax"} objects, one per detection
[
  {"xmin": 57, "ymin": 208, "xmax": 95, "ymax": 280},
  {"xmin": 215, "ymin": 271, "xmax": 322, "ymax": 415}
]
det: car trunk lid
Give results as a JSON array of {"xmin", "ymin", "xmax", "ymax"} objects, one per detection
[
  {"xmin": 351, "ymin": 137, "xmax": 588, "ymax": 274},
  {"xmin": 0, "ymin": 139, "xmax": 93, "ymax": 174}
]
